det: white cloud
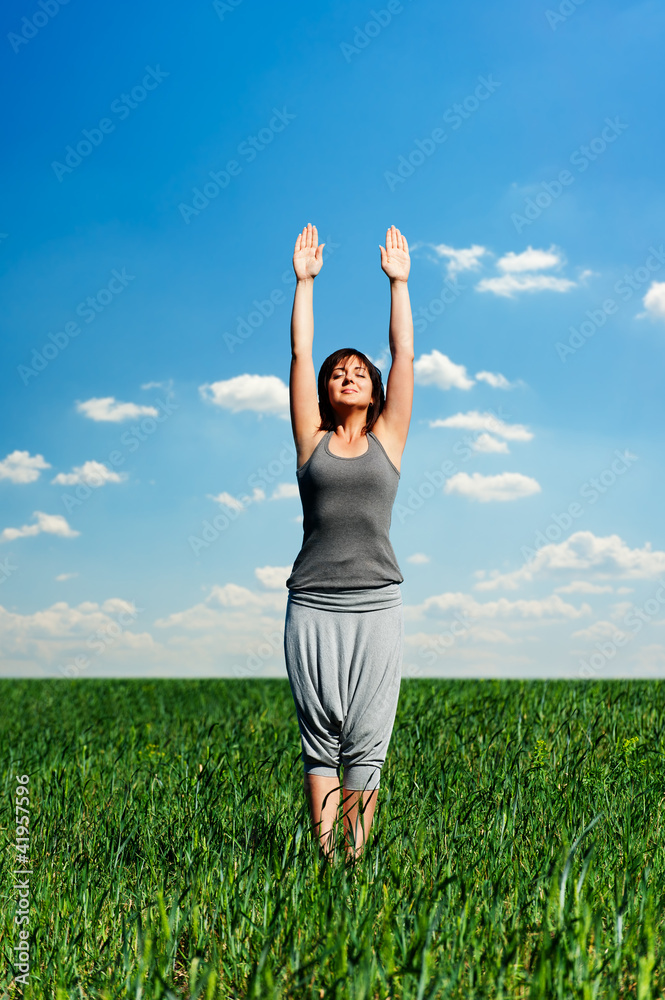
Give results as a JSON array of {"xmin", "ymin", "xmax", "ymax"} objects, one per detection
[
  {"xmin": 608, "ymin": 601, "xmax": 637, "ymax": 622},
  {"xmin": 404, "ymin": 626, "xmax": 516, "ymax": 659},
  {"xmin": 0, "ymin": 588, "xmax": 291, "ymax": 676},
  {"xmin": 429, "ymin": 410, "xmax": 533, "ymax": 441},
  {"xmin": 141, "ymin": 379, "xmax": 174, "ymax": 391},
  {"xmin": 642, "ymin": 281, "xmax": 665, "ymax": 320},
  {"xmin": 1, "ymin": 511, "xmax": 80, "ymax": 543},
  {"xmin": 468, "ymin": 626, "xmax": 516, "ymax": 643},
  {"xmin": 475, "ymin": 531, "xmax": 665, "ymax": 591},
  {"xmin": 0, "ymin": 598, "xmax": 140, "ymax": 637},
  {"xmin": 208, "ymin": 491, "xmax": 246, "ymax": 512},
  {"xmin": 207, "ymin": 487, "xmax": 266, "ymax": 511},
  {"xmin": 270, "ymin": 483, "xmax": 299, "ymax": 500},
  {"xmin": 208, "ymin": 583, "xmax": 285, "ymax": 611},
  {"xmin": 76, "ymin": 397, "xmax": 160, "ymax": 422},
  {"xmin": 55, "ymin": 573, "xmax": 78, "ymax": 582},
  {"xmin": 155, "ymin": 581, "xmax": 286, "ymax": 630},
  {"xmin": 0, "ymin": 598, "xmax": 153, "ymax": 672},
  {"xmin": 629, "ymin": 644, "xmax": 665, "ymax": 673},
  {"xmin": 405, "ymin": 589, "xmax": 590, "ymax": 622},
  {"xmin": 367, "ymin": 346, "xmax": 390, "ymax": 371},
  {"xmin": 51, "ymin": 461, "xmax": 128, "ymax": 486},
  {"xmin": 444, "ymin": 471, "xmax": 541, "ymax": 502},
  {"xmin": 414, "ymin": 350, "xmax": 475, "ymax": 390},
  {"xmin": 476, "ymin": 274, "xmax": 577, "ymax": 298},
  {"xmin": 474, "ymin": 371, "xmax": 520, "ymax": 389},
  {"xmin": 470, "ymin": 433, "xmax": 510, "ymax": 454},
  {"xmin": 408, "ymin": 624, "xmax": 518, "ymax": 647},
  {"xmin": 407, "ymin": 553, "xmax": 430, "ymax": 564},
  {"xmin": 474, "ymin": 244, "xmax": 578, "ymax": 297},
  {"xmin": 496, "ymin": 245, "xmax": 564, "ymax": 272},
  {"xmin": 555, "ymin": 581, "xmax": 614, "ymax": 594},
  {"xmin": 0, "ymin": 451, "xmax": 51, "ymax": 484},
  {"xmin": 136, "ymin": 581, "xmax": 293, "ymax": 677},
  {"xmin": 199, "ymin": 374, "xmax": 290, "ymax": 419},
  {"xmin": 292, "ymin": 514, "xmax": 304, "ymax": 524},
  {"xmin": 430, "ymin": 242, "xmax": 489, "ymax": 278},
  {"xmin": 255, "ymin": 565, "xmax": 291, "ymax": 589},
  {"xmin": 572, "ymin": 620, "xmax": 627, "ymax": 641}
]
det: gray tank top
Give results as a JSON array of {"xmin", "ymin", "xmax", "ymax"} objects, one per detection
[{"xmin": 286, "ymin": 430, "xmax": 404, "ymax": 592}]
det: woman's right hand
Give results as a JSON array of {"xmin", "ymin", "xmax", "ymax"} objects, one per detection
[{"xmin": 293, "ymin": 223, "xmax": 325, "ymax": 280}]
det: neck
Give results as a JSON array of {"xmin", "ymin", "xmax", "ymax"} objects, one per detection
[{"xmin": 330, "ymin": 414, "xmax": 369, "ymax": 441}]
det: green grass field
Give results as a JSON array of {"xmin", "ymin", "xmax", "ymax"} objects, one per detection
[{"xmin": 1, "ymin": 678, "xmax": 663, "ymax": 999}]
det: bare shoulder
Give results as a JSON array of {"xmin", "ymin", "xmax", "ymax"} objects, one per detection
[
  {"xmin": 296, "ymin": 428, "xmax": 327, "ymax": 471},
  {"xmin": 371, "ymin": 416, "xmax": 407, "ymax": 473}
]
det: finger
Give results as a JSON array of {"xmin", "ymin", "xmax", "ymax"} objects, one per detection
[
  {"xmin": 307, "ymin": 222, "xmax": 314, "ymax": 247},
  {"xmin": 386, "ymin": 227, "xmax": 393, "ymax": 251},
  {"xmin": 295, "ymin": 233, "xmax": 302, "ymax": 250}
]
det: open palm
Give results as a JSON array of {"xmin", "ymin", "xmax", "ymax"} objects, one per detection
[
  {"xmin": 380, "ymin": 225, "xmax": 410, "ymax": 281},
  {"xmin": 293, "ymin": 223, "xmax": 325, "ymax": 280}
]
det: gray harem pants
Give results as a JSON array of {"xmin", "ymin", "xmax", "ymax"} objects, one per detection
[{"xmin": 283, "ymin": 582, "xmax": 403, "ymax": 791}]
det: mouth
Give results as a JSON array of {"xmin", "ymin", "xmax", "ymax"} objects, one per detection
[{"xmin": 342, "ymin": 389, "xmax": 357, "ymax": 393}]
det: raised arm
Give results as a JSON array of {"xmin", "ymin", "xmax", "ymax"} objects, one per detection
[
  {"xmin": 289, "ymin": 224, "xmax": 326, "ymax": 461},
  {"xmin": 378, "ymin": 226, "xmax": 414, "ymax": 449}
]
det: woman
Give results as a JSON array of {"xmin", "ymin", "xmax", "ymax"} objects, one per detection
[{"xmin": 284, "ymin": 223, "xmax": 414, "ymax": 865}]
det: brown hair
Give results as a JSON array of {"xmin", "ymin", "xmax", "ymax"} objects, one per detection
[{"xmin": 316, "ymin": 348, "xmax": 385, "ymax": 434}]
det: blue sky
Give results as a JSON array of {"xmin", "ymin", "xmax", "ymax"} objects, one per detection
[{"xmin": 2, "ymin": 0, "xmax": 665, "ymax": 678}]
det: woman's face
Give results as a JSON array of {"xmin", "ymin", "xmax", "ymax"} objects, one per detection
[{"xmin": 328, "ymin": 357, "xmax": 374, "ymax": 413}]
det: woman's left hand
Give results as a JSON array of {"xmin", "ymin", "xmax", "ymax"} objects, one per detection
[{"xmin": 380, "ymin": 225, "xmax": 410, "ymax": 282}]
